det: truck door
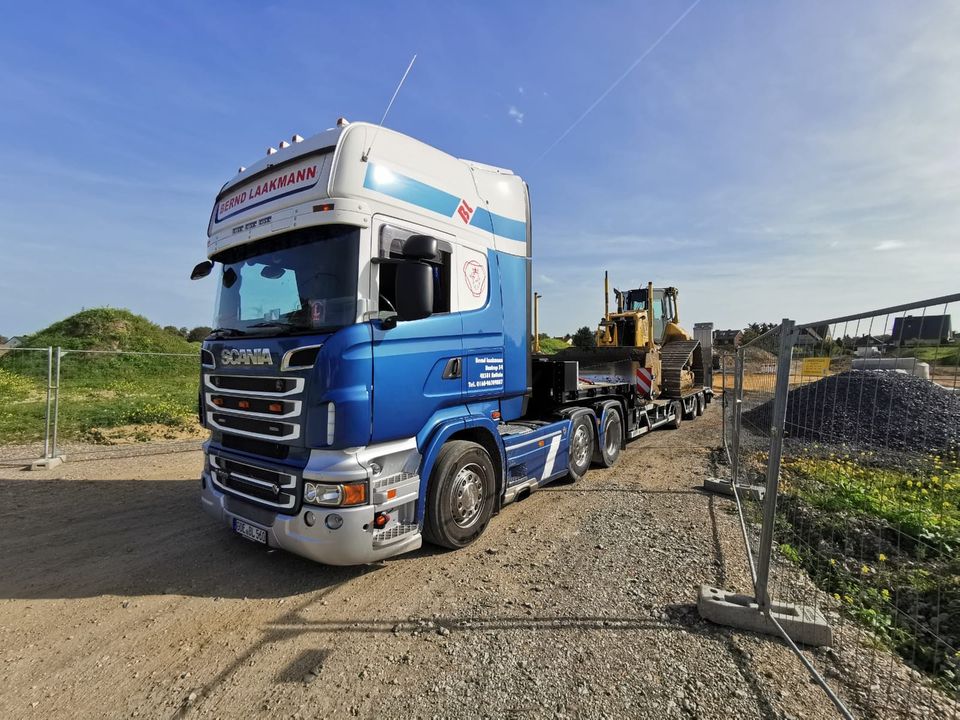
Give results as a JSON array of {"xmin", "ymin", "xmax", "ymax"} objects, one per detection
[{"xmin": 369, "ymin": 216, "xmax": 464, "ymax": 443}]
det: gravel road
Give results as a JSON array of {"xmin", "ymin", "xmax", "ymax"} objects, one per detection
[{"xmin": 0, "ymin": 408, "xmax": 935, "ymax": 719}]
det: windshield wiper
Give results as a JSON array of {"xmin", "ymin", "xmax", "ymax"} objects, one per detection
[
  {"xmin": 209, "ymin": 327, "xmax": 248, "ymax": 338},
  {"xmin": 247, "ymin": 320, "xmax": 299, "ymax": 329}
]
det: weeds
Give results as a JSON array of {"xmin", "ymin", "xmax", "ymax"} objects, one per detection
[{"xmin": 778, "ymin": 449, "xmax": 960, "ymax": 691}]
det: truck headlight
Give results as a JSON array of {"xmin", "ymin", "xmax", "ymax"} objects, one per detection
[{"xmin": 303, "ymin": 481, "xmax": 367, "ymax": 507}]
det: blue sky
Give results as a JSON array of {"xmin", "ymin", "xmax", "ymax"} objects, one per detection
[{"xmin": 1, "ymin": 1, "xmax": 958, "ymax": 337}]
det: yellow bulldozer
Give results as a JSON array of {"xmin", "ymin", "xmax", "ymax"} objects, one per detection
[{"xmin": 587, "ymin": 271, "xmax": 704, "ymax": 401}]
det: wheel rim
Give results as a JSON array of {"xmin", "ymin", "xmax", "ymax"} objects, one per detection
[
  {"xmin": 451, "ymin": 463, "xmax": 486, "ymax": 528},
  {"xmin": 572, "ymin": 424, "xmax": 591, "ymax": 466},
  {"xmin": 605, "ymin": 418, "xmax": 619, "ymax": 456}
]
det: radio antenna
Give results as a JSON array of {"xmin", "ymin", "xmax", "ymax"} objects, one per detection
[{"xmin": 362, "ymin": 54, "xmax": 417, "ymax": 162}]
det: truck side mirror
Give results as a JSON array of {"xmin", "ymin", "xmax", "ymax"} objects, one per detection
[
  {"xmin": 395, "ymin": 262, "xmax": 433, "ymax": 321},
  {"xmin": 191, "ymin": 260, "xmax": 213, "ymax": 280},
  {"xmin": 402, "ymin": 234, "xmax": 438, "ymax": 261}
]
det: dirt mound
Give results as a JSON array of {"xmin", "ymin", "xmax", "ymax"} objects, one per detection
[
  {"xmin": 744, "ymin": 370, "xmax": 960, "ymax": 454},
  {"xmin": 19, "ymin": 308, "xmax": 196, "ymax": 354},
  {"xmin": 742, "ymin": 346, "xmax": 776, "ymax": 364}
]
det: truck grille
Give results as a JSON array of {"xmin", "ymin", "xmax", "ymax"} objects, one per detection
[
  {"xmin": 221, "ymin": 433, "xmax": 289, "ymax": 460},
  {"xmin": 204, "ymin": 373, "xmax": 304, "ymax": 442},
  {"xmin": 208, "ymin": 374, "xmax": 302, "ymax": 395},
  {"xmin": 210, "ymin": 455, "xmax": 298, "ymax": 512}
]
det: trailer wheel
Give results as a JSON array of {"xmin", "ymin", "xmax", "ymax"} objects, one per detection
[
  {"xmin": 682, "ymin": 396, "xmax": 696, "ymax": 420},
  {"xmin": 597, "ymin": 410, "xmax": 622, "ymax": 467},
  {"xmin": 667, "ymin": 400, "xmax": 683, "ymax": 430},
  {"xmin": 695, "ymin": 393, "xmax": 705, "ymax": 417},
  {"xmin": 566, "ymin": 415, "xmax": 595, "ymax": 481},
  {"xmin": 423, "ymin": 440, "xmax": 496, "ymax": 550}
]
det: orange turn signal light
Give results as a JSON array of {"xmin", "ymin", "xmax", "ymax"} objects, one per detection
[
  {"xmin": 212, "ymin": 398, "xmax": 224, "ymax": 406},
  {"xmin": 238, "ymin": 400, "xmax": 250, "ymax": 409},
  {"xmin": 373, "ymin": 512, "xmax": 389, "ymax": 529},
  {"xmin": 313, "ymin": 203, "xmax": 335, "ymax": 213},
  {"xmin": 268, "ymin": 403, "xmax": 283, "ymax": 413},
  {"xmin": 386, "ymin": 488, "xmax": 397, "ymax": 500},
  {"xmin": 342, "ymin": 483, "xmax": 367, "ymax": 506}
]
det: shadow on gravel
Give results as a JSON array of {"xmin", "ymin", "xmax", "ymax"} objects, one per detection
[{"xmin": 0, "ymin": 477, "xmax": 381, "ymax": 600}]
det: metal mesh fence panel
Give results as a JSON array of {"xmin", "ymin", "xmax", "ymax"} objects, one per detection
[
  {"xmin": 733, "ymin": 325, "xmax": 788, "ymax": 592},
  {"xmin": 0, "ymin": 346, "xmax": 54, "ymax": 466},
  {"xmin": 746, "ymin": 297, "xmax": 960, "ymax": 718},
  {"xmin": 54, "ymin": 350, "xmax": 203, "ymax": 460}
]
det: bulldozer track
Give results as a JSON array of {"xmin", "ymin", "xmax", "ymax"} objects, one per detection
[{"xmin": 660, "ymin": 340, "xmax": 703, "ymax": 396}]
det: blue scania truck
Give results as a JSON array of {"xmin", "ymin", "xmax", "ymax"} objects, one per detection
[{"xmin": 192, "ymin": 120, "xmax": 710, "ymax": 565}]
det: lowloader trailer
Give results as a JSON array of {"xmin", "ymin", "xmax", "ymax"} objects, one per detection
[{"xmin": 191, "ymin": 120, "xmax": 712, "ymax": 565}]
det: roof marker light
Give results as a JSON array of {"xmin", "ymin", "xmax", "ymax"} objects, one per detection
[
  {"xmin": 336, "ymin": 117, "xmax": 350, "ymax": 127},
  {"xmin": 292, "ymin": 134, "xmax": 304, "ymax": 143},
  {"xmin": 267, "ymin": 147, "xmax": 278, "ymax": 155},
  {"xmin": 237, "ymin": 166, "xmax": 246, "ymax": 173},
  {"xmin": 279, "ymin": 140, "xmax": 291, "ymax": 149}
]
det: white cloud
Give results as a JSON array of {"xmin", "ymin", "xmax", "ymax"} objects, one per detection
[
  {"xmin": 507, "ymin": 106, "xmax": 525, "ymax": 125},
  {"xmin": 518, "ymin": 86, "xmax": 525, "ymax": 95},
  {"xmin": 874, "ymin": 240, "xmax": 905, "ymax": 251},
  {"xmin": 537, "ymin": 274, "xmax": 556, "ymax": 285}
]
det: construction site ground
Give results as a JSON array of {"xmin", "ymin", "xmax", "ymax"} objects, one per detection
[{"xmin": 0, "ymin": 407, "xmax": 933, "ymax": 719}]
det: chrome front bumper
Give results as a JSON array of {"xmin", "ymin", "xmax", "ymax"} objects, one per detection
[
  {"xmin": 200, "ymin": 436, "xmax": 424, "ymax": 566},
  {"xmin": 201, "ymin": 472, "xmax": 422, "ymax": 565}
]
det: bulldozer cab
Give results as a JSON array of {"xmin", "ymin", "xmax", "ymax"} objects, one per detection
[
  {"xmin": 597, "ymin": 272, "xmax": 687, "ymax": 348},
  {"xmin": 611, "ymin": 286, "xmax": 678, "ymax": 345}
]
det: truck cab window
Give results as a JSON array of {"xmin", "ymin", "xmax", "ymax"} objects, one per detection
[{"xmin": 377, "ymin": 226, "xmax": 451, "ymax": 315}]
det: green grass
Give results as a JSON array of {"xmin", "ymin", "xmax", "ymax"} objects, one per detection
[
  {"xmin": 778, "ymin": 452, "xmax": 960, "ymax": 690},
  {"xmin": 0, "ymin": 308, "xmax": 200, "ymax": 445},
  {"xmin": 537, "ymin": 336, "xmax": 571, "ymax": 355},
  {"xmin": 899, "ymin": 344, "xmax": 960, "ymax": 367},
  {"xmin": 782, "ymin": 454, "xmax": 960, "ymax": 550}
]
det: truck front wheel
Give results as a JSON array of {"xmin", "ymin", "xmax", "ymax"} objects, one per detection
[{"xmin": 423, "ymin": 440, "xmax": 496, "ymax": 549}]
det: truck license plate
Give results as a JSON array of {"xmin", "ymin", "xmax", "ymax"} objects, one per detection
[{"xmin": 233, "ymin": 518, "xmax": 267, "ymax": 545}]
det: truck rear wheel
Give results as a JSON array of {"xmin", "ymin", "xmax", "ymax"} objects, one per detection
[
  {"xmin": 598, "ymin": 410, "xmax": 622, "ymax": 467},
  {"xmin": 667, "ymin": 400, "xmax": 683, "ymax": 430},
  {"xmin": 566, "ymin": 415, "xmax": 595, "ymax": 481},
  {"xmin": 423, "ymin": 440, "xmax": 496, "ymax": 550}
]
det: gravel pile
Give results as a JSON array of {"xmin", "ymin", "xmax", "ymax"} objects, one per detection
[{"xmin": 744, "ymin": 370, "xmax": 960, "ymax": 453}]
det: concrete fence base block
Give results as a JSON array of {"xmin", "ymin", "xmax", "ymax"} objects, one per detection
[
  {"xmin": 697, "ymin": 584, "xmax": 833, "ymax": 647},
  {"xmin": 703, "ymin": 476, "xmax": 765, "ymax": 502},
  {"xmin": 30, "ymin": 456, "xmax": 65, "ymax": 471}
]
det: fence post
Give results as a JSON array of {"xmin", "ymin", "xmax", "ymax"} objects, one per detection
[
  {"xmin": 754, "ymin": 319, "xmax": 796, "ymax": 609},
  {"xmin": 29, "ymin": 346, "xmax": 66, "ymax": 470},
  {"xmin": 720, "ymin": 356, "xmax": 727, "ymax": 462},
  {"xmin": 731, "ymin": 348, "xmax": 744, "ymax": 484},
  {"xmin": 52, "ymin": 347, "xmax": 62, "ymax": 459},
  {"xmin": 43, "ymin": 346, "xmax": 53, "ymax": 459}
]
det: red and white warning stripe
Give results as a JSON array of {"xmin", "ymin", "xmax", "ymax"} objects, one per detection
[{"xmin": 635, "ymin": 367, "xmax": 654, "ymax": 397}]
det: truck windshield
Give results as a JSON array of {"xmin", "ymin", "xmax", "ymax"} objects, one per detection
[{"xmin": 212, "ymin": 225, "xmax": 360, "ymax": 336}]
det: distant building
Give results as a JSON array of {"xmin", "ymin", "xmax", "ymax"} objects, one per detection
[
  {"xmin": 891, "ymin": 315, "xmax": 952, "ymax": 346},
  {"xmin": 1, "ymin": 336, "xmax": 23, "ymax": 348},
  {"xmin": 713, "ymin": 329, "xmax": 743, "ymax": 350}
]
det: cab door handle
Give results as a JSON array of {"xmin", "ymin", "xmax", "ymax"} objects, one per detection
[{"xmin": 443, "ymin": 357, "xmax": 462, "ymax": 379}]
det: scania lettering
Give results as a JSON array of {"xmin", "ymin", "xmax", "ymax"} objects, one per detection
[
  {"xmin": 192, "ymin": 120, "xmax": 711, "ymax": 566},
  {"xmin": 221, "ymin": 348, "xmax": 274, "ymax": 366}
]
